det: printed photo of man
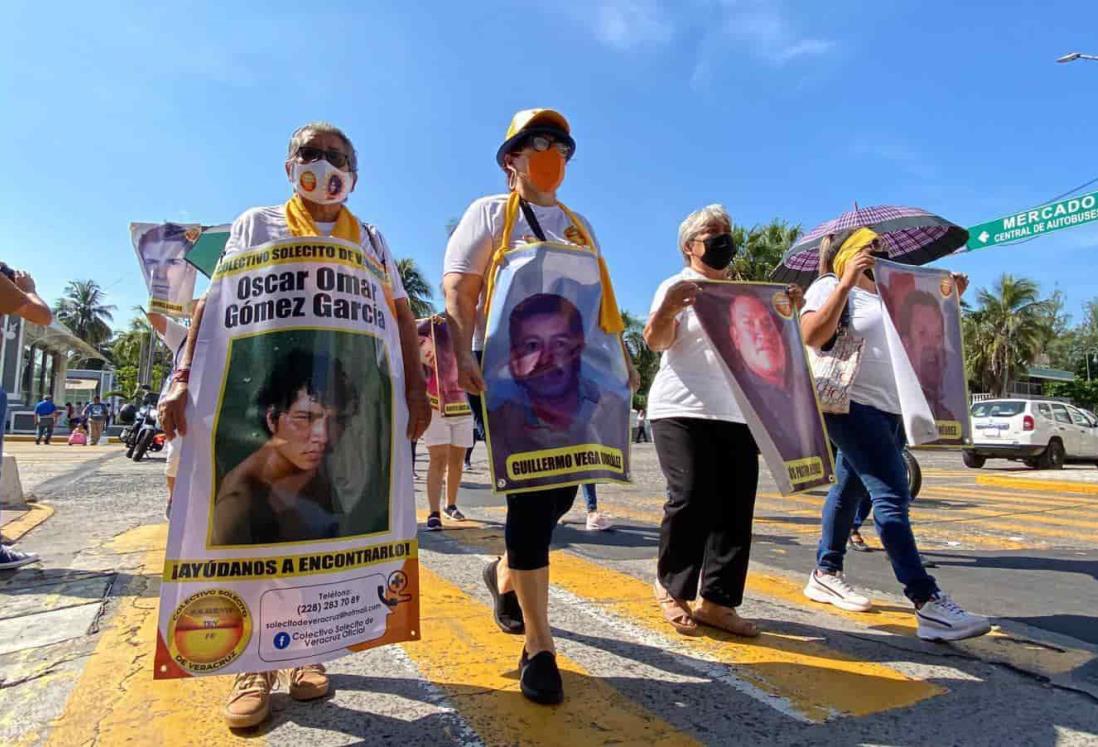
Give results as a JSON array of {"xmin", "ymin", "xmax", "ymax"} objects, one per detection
[
  {"xmin": 135, "ymin": 223, "xmax": 198, "ymax": 311},
  {"xmin": 211, "ymin": 349, "xmax": 363, "ymax": 546},
  {"xmin": 896, "ymin": 289, "xmax": 957, "ymax": 422},
  {"xmin": 490, "ymin": 293, "xmax": 628, "ymax": 459},
  {"xmin": 693, "ymin": 285, "xmax": 829, "ymax": 478}
]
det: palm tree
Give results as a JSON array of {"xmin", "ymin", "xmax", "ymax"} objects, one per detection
[
  {"xmin": 54, "ymin": 280, "xmax": 116, "ymax": 347},
  {"xmin": 964, "ymin": 275, "xmax": 1052, "ymax": 396},
  {"xmin": 396, "ymin": 258, "xmax": 435, "ymax": 318},
  {"xmin": 728, "ymin": 219, "xmax": 801, "ymax": 282},
  {"xmin": 621, "ymin": 310, "xmax": 658, "ymax": 406}
]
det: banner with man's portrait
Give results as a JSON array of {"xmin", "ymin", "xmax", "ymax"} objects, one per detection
[
  {"xmin": 692, "ymin": 282, "xmax": 835, "ymax": 494},
  {"xmin": 154, "ymin": 236, "xmax": 418, "ymax": 679},
  {"xmin": 417, "ymin": 316, "xmax": 472, "ymax": 417},
  {"xmin": 481, "ymin": 244, "xmax": 631, "ymax": 494},
  {"xmin": 875, "ymin": 258, "xmax": 972, "ymax": 447},
  {"xmin": 130, "ymin": 222, "xmax": 203, "ymax": 316}
]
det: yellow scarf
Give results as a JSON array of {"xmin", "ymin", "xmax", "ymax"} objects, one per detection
[
  {"xmin": 483, "ymin": 191, "xmax": 625, "ymax": 335},
  {"xmin": 283, "ymin": 194, "xmax": 362, "ymax": 244},
  {"xmin": 283, "ymin": 194, "xmax": 397, "ymax": 316},
  {"xmin": 832, "ymin": 227, "xmax": 878, "ymax": 278}
]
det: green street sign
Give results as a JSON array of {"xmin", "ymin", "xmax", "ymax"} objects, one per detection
[{"xmin": 966, "ymin": 190, "xmax": 1098, "ymax": 249}]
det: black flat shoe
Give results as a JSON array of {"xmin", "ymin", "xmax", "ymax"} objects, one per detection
[
  {"xmin": 482, "ymin": 558, "xmax": 524, "ymax": 634},
  {"xmin": 519, "ymin": 649, "xmax": 563, "ymax": 705}
]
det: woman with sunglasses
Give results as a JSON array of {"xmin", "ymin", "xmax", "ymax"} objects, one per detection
[
  {"xmin": 159, "ymin": 121, "xmax": 431, "ymax": 729},
  {"xmin": 643, "ymin": 204, "xmax": 763, "ymax": 638},
  {"xmin": 443, "ymin": 108, "xmax": 636, "ymax": 705},
  {"xmin": 800, "ymin": 230, "xmax": 989, "ymax": 641}
]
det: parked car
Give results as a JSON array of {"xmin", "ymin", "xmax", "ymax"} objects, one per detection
[{"xmin": 964, "ymin": 398, "xmax": 1098, "ymax": 469}]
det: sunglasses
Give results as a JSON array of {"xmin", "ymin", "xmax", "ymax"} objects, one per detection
[
  {"xmin": 294, "ymin": 146, "xmax": 353, "ymax": 170},
  {"xmin": 520, "ymin": 134, "xmax": 575, "ymax": 161}
]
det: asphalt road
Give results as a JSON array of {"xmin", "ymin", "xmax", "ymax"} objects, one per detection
[{"xmin": 1, "ymin": 442, "xmax": 1097, "ymax": 746}]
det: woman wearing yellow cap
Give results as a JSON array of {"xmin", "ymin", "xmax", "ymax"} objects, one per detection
[
  {"xmin": 799, "ymin": 231, "xmax": 989, "ymax": 641},
  {"xmin": 443, "ymin": 108, "xmax": 636, "ymax": 704}
]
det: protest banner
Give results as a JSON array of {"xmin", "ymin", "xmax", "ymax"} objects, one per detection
[
  {"xmin": 130, "ymin": 222, "xmax": 202, "ymax": 316},
  {"xmin": 481, "ymin": 244, "xmax": 631, "ymax": 493},
  {"xmin": 417, "ymin": 316, "xmax": 472, "ymax": 417},
  {"xmin": 875, "ymin": 258, "xmax": 972, "ymax": 447},
  {"xmin": 154, "ymin": 236, "xmax": 418, "ymax": 679},
  {"xmin": 693, "ymin": 282, "xmax": 835, "ymax": 494}
]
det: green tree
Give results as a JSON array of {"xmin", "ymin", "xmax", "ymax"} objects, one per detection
[
  {"xmin": 54, "ymin": 280, "xmax": 116, "ymax": 347},
  {"xmin": 397, "ymin": 258, "xmax": 435, "ymax": 318},
  {"xmin": 621, "ymin": 310, "xmax": 658, "ymax": 409},
  {"xmin": 963, "ymin": 274, "xmax": 1052, "ymax": 396},
  {"xmin": 729, "ymin": 219, "xmax": 802, "ymax": 282}
]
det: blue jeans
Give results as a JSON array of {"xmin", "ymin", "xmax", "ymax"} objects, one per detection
[
  {"xmin": 582, "ymin": 483, "xmax": 597, "ymax": 512},
  {"xmin": 851, "ymin": 496, "xmax": 872, "ymax": 531},
  {"xmin": 816, "ymin": 400, "xmax": 938, "ymax": 604}
]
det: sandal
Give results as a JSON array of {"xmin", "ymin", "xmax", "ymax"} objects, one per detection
[
  {"xmin": 849, "ymin": 531, "xmax": 870, "ymax": 552},
  {"xmin": 691, "ymin": 603, "xmax": 760, "ymax": 638},
  {"xmin": 653, "ymin": 579, "xmax": 698, "ymax": 635}
]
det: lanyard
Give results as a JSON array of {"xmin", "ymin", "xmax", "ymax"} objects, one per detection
[{"xmin": 518, "ymin": 199, "xmax": 549, "ymax": 242}]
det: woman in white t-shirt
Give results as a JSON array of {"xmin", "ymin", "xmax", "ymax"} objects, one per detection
[
  {"xmin": 443, "ymin": 108, "xmax": 636, "ymax": 706},
  {"xmin": 800, "ymin": 229, "xmax": 989, "ymax": 642},
  {"xmin": 644, "ymin": 204, "xmax": 764, "ymax": 638}
]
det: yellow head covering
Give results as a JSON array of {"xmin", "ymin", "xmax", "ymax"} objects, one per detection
[{"xmin": 831, "ymin": 227, "xmax": 878, "ymax": 278}]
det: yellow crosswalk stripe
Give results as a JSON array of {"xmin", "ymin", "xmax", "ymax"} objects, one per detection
[
  {"xmin": 401, "ymin": 565, "xmax": 698, "ymax": 745},
  {"xmin": 432, "ymin": 525, "xmax": 944, "ymax": 721},
  {"xmin": 545, "ymin": 551, "xmax": 945, "ymax": 722},
  {"xmin": 976, "ymin": 475, "xmax": 1098, "ymax": 496},
  {"xmin": 46, "ymin": 524, "xmax": 247, "ymax": 747}
]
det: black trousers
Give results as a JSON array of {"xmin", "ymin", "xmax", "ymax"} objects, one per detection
[
  {"xmin": 505, "ymin": 486, "xmax": 578, "ymax": 571},
  {"xmin": 652, "ymin": 418, "xmax": 759, "ymax": 607}
]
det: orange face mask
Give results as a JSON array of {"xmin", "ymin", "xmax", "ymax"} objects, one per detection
[{"xmin": 524, "ymin": 149, "xmax": 565, "ymax": 193}]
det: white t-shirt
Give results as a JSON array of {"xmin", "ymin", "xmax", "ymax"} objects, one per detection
[
  {"xmin": 157, "ymin": 318, "xmax": 189, "ymax": 398},
  {"xmin": 222, "ymin": 205, "xmax": 408, "ymax": 301},
  {"xmin": 803, "ymin": 275, "xmax": 901, "ymax": 414},
  {"xmin": 443, "ymin": 194, "xmax": 599, "ymax": 351},
  {"xmin": 645, "ymin": 268, "xmax": 744, "ymax": 424}
]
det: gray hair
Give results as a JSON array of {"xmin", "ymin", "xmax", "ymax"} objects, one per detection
[
  {"xmin": 287, "ymin": 121, "xmax": 358, "ymax": 172},
  {"xmin": 677, "ymin": 204, "xmax": 732, "ymax": 261}
]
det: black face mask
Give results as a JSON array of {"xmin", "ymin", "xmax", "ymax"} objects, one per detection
[{"xmin": 699, "ymin": 233, "xmax": 736, "ymax": 270}]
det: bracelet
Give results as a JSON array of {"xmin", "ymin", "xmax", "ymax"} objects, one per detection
[{"xmin": 171, "ymin": 368, "xmax": 191, "ymax": 384}]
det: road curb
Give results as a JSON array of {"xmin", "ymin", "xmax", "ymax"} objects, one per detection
[
  {"xmin": 976, "ymin": 475, "xmax": 1098, "ymax": 496},
  {"xmin": 0, "ymin": 503, "xmax": 55, "ymax": 542}
]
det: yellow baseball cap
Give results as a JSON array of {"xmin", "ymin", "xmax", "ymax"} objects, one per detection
[{"xmin": 496, "ymin": 108, "xmax": 574, "ymax": 166}]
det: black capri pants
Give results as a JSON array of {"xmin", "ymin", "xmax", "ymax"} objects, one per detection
[
  {"xmin": 652, "ymin": 417, "xmax": 759, "ymax": 608},
  {"xmin": 504, "ymin": 485, "xmax": 578, "ymax": 571}
]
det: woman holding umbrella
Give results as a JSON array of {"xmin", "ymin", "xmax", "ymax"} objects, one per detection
[{"xmin": 798, "ymin": 227, "xmax": 990, "ymax": 641}]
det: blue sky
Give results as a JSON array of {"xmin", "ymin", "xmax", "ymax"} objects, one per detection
[{"xmin": 2, "ymin": 0, "xmax": 1097, "ymax": 329}]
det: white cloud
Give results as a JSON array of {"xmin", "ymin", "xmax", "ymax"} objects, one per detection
[
  {"xmin": 717, "ymin": 0, "xmax": 837, "ymax": 65},
  {"xmin": 581, "ymin": 0, "xmax": 675, "ymax": 50}
]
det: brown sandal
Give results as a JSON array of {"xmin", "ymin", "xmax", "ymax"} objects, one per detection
[
  {"xmin": 691, "ymin": 604, "xmax": 760, "ymax": 638},
  {"xmin": 653, "ymin": 579, "xmax": 699, "ymax": 635}
]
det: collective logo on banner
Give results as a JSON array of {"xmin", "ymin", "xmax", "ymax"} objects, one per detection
[
  {"xmin": 130, "ymin": 222, "xmax": 202, "ymax": 316},
  {"xmin": 416, "ymin": 316, "xmax": 472, "ymax": 417},
  {"xmin": 154, "ymin": 236, "xmax": 419, "ymax": 679},
  {"xmin": 481, "ymin": 245, "xmax": 631, "ymax": 494},
  {"xmin": 875, "ymin": 258, "xmax": 972, "ymax": 447},
  {"xmin": 693, "ymin": 282, "xmax": 835, "ymax": 494}
]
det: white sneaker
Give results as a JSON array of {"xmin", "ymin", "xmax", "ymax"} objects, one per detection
[
  {"xmin": 0, "ymin": 545, "xmax": 39, "ymax": 570},
  {"xmin": 804, "ymin": 570, "xmax": 873, "ymax": 612},
  {"xmin": 585, "ymin": 511, "xmax": 613, "ymax": 531},
  {"xmin": 916, "ymin": 593, "xmax": 991, "ymax": 641}
]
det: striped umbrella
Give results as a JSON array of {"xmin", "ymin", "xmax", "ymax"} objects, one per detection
[{"xmin": 770, "ymin": 205, "xmax": 968, "ymax": 286}]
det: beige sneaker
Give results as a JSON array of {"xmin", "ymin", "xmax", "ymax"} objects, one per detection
[
  {"xmin": 288, "ymin": 663, "xmax": 329, "ymax": 701},
  {"xmin": 224, "ymin": 670, "xmax": 278, "ymax": 729}
]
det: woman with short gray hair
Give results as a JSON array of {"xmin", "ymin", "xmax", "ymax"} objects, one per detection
[{"xmin": 643, "ymin": 204, "xmax": 761, "ymax": 637}]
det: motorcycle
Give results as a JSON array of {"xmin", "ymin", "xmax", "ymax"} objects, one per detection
[{"xmin": 126, "ymin": 392, "xmax": 162, "ymax": 461}]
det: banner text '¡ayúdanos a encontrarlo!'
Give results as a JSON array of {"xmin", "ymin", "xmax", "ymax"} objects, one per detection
[{"xmin": 165, "ymin": 541, "xmax": 415, "ymax": 581}]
